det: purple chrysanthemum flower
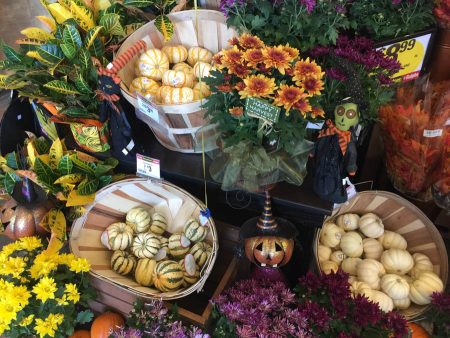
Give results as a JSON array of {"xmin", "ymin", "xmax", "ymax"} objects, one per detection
[
  {"xmin": 431, "ymin": 292, "xmax": 450, "ymax": 312},
  {"xmin": 300, "ymin": 0, "xmax": 317, "ymax": 14},
  {"xmin": 219, "ymin": 0, "xmax": 244, "ymax": 16}
]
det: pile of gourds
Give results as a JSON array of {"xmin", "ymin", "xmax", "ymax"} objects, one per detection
[
  {"xmin": 318, "ymin": 212, "xmax": 444, "ymax": 312},
  {"xmin": 131, "ymin": 45, "xmax": 213, "ymax": 104},
  {"xmin": 101, "ymin": 207, "xmax": 212, "ymax": 292}
]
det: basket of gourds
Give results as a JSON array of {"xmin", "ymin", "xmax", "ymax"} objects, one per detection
[
  {"xmin": 69, "ymin": 178, "xmax": 218, "ymax": 300},
  {"xmin": 112, "ymin": 9, "xmax": 237, "ymax": 153},
  {"xmin": 313, "ymin": 191, "xmax": 448, "ymax": 319}
]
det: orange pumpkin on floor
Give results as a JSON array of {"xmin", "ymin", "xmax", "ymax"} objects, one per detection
[
  {"xmin": 407, "ymin": 322, "xmax": 430, "ymax": 338},
  {"xmin": 91, "ymin": 312, "xmax": 124, "ymax": 338},
  {"xmin": 69, "ymin": 330, "xmax": 91, "ymax": 338}
]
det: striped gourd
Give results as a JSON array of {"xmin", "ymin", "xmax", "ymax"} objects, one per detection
[
  {"xmin": 193, "ymin": 82, "xmax": 211, "ymax": 97},
  {"xmin": 156, "ymin": 235, "xmax": 169, "ymax": 249},
  {"xmin": 153, "ymin": 260, "xmax": 184, "ymax": 292},
  {"xmin": 101, "ymin": 222, "xmax": 134, "ymax": 250},
  {"xmin": 162, "ymin": 70, "xmax": 194, "ymax": 88},
  {"xmin": 111, "ymin": 250, "xmax": 136, "ymax": 275},
  {"xmin": 129, "ymin": 77, "xmax": 160, "ymax": 99},
  {"xmin": 168, "ymin": 233, "xmax": 191, "ymax": 259},
  {"xmin": 172, "ymin": 62, "xmax": 193, "ymax": 74},
  {"xmin": 132, "ymin": 233, "xmax": 161, "ymax": 258},
  {"xmin": 162, "ymin": 87, "xmax": 194, "ymax": 105},
  {"xmin": 162, "ymin": 45, "xmax": 188, "ymax": 63},
  {"xmin": 187, "ymin": 47, "xmax": 213, "ymax": 66},
  {"xmin": 156, "ymin": 85, "xmax": 173, "ymax": 104},
  {"xmin": 193, "ymin": 62, "xmax": 212, "ymax": 79},
  {"xmin": 179, "ymin": 254, "xmax": 200, "ymax": 286},
  {"xmin": 189, "ymin": 241, "xmax": 212, "ymax": 267},
  {"xmin": 126, "ymin": 207, "xmax": 151, "ymax": 233},
  {"xmin": 183, "ymin": 219, "xmax": 208, "ymax": 243},
  {"xmin": 134, "ymin": 258, "xmax": 157, "ymax": 286},
  {"xmin": 150, "ymin": 213, "xmax": 167, "ymax": 235},
  {"xmin": 137, "ymin": 48, "xmax": 170, "ymax": 81}
]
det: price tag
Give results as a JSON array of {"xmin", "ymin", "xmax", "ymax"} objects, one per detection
[
  {"xmin": 136, "ymin": 154, "xmax": 161, "ymax": 179},
  {"xmin": 423, "ymin": 129, "xmax": 443, "ymax": 138},
  {"xmin": 137, "ymin": 94, "xmax": 159, "ymax": 123},
  {"xmin": 306, "ymin": 121, "xmax": 325, "ymax": 130}
]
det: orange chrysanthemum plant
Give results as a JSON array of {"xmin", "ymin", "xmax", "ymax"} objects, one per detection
[{"xmin": 203, "ymin": 34, "xmax": 325, "ymax": 192}]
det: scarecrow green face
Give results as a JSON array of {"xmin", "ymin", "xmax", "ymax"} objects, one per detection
[{"xmin": 334, "ymin": 103, "xmax": 359, "ymax": 131}]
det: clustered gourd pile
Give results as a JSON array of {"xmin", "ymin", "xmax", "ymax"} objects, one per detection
[
  {"xmin": 130, "ymin": 45, "xmax": 213, "ymax": 105},
  {"xmin": 101, "ymin": 207, "xmax": 212, "ymax": 292},
  {"xmin": 318, "ymin": 212, "xmax": 444, "ymax": 313}
]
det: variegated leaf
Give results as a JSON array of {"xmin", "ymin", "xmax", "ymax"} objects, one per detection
[
  {"xmin": 155, "ymin": 15, "xmax": 174, "ymax": 42},
  {"xmin": 63, "ymin": 24, "xmax": 82, "ymax": 47},
  {"xmin": 0, "ymin": 42, "xmax": 23, "ymax": 63},
  {"xmin": 123, "ymin": 0, "xmax": 152, "ymax": 7},
  {"xmin": 57, "ymin": 155, "xmax": 73, "ymax": 175},
  {"xmin": 49, "ymin": 138, "xmax": 64, "ymax": 170},
  {"xmin": 99, "ymin": 13, "xmax": 125, "ymax": 36},
  {"xmin": 60, "ymin": 43, "xmax": 77, "ymax": 59},
  {"xmin": 74, "ymin": 73, "xmax": 92, "ymax": 94},
  {"xmin": 44, "ymin": 80, "xmax": 80, "ymax": 95},
  {"xmin": 84, "ymin": 26, "xmax": 103, "ymax": 48},
  {"xmin": 37, "ymin": 44, "xmax": 64, "ymax": 64},
  {"xmin": 15, "ymin": 38, "xmax": 45, "ymax": 46},
  {"xmin": 20, "ymin": 27, "xmax": 54, "ymax": 41},
  {"xmin": 70, "ymin": 1, "xmax": 95, "ymax": 31},
  {"xmin": 78, "ymin": 48, "xmax": 91, "ymax": 69},
  {"xmin": 36, "ymin": 16, "xmax": 57, "ymax": 32}
]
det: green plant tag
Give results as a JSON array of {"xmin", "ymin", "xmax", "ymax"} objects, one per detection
[{"xmin": 245, "ymin": 97, "xmax": 280, "ymax": 123}]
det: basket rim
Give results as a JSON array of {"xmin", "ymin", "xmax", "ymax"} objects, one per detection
[{"xmin": 69, "ymin": 177, "xmax": 218, "ymax": 300}]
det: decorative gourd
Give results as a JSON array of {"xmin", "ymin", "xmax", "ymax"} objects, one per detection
[
  {"xmin": 348, "ymin": 275, "xmax": 358, "ymax": 284},
  {"xmin": 350, "ymin": 280, "xmax": 371, "ymax": 297},
  {"xmin": 317, "ymin": 245, "xmax": 332, "ymax": 262},
  {"xmin": 162, "ymin": 87, "xmax": 194, "ymax": 105},
  {"xmin": 156, "ymin": 235, "xmax": 169, "ymax": 249},
  {"xmin": 149, "ymin": 213, "xmax": 168, "ymax": 235},
  {"xmin": 379, "ymin": 231, "xmax": 407, "ymax": 250},
  {"xmin": 162, "ymin": 45, "xmax": 188, "ymax": 63},
  {"xmin": 330, "ymin": 250, "xmax": 346, "ymax": 265},
  {"xmin": 129, "ymin": 77, "xmax": 160, "ymax": 99},
  {"xmin": 168, "ymin": 233, "xmax": 191, "ymax": 259},
  {"xmin": 193, "ymin": 61, "xmax": 212, "ymax": 79},
  {"xmin": 137, "ymin": 49, "xmax": 170, "ymax": 81},
  {"xmin": 357, "ymin": 259, "xmax": 386, "ymax": 290},
  {"xmin": 189, "ymin": 241, "xmax": 212, "ymax": 267},
  {"xmin": 340, "ymin": 231, "xmax": 363, "ymax": 258},
  {"xmin": 126, "ymin": 207, "xmax": 151, "ymax": 233},
  {"xmin": 132, "ymin": 233, "xmax": 161, "ymax": 259},
  {"xmin": 410, "ymin": 253, "xmax": 434, "ymax": 279},
  {"xmin": 409, "ymin": 271, "xmax": 444, "ymax": 305},
  {"xmin": 162, "ymin": 70, "xmax": 195, "ymax": 88},
  {"xmin": 393, "ymin": 297, "xmax": 411, "ymax": 310},
  {"xmin": 173, "ymin": 62, "xmax": 193, "ymax": 74},
  {"xmin": 90, "ymin": 312, "xmax": 124, "ymax": 338},
  {"xmin": 359, "ymin": 213, "xmax": 384, "ymax": 238},
  {"xmin": 111, "ymin": 250, "xmax": 136, "ymax": 276},
  {"xmin": 362, "ymin": 238, "xmax": 383, "ymax": 260},
  {"xmin": 69, "ymin": 330, "xmax": 91, "ymax": 338},
  {"xmin": 183, "ymin": 219, "xmax": 208, "ymax": 243},
  {"xmin": 187, "ymin": 46, "xmax": 213, "ymax": 66},
  {"xmin": 179, "ymin": 253, "xmax": 200, "ymax": 286},
  {"xmin": 380, "ymin": 274, "xmax": 410, "ymax": 300},
  {"xmin": 193, "ymin": 82, "xmax": 211, "ymax": 97},
  {"xmin": 341, "ymin": 257, "xmax": 362, "ymax": 276},
  {"xmin": 336, "ymin": 213, "xmax": 360, "ymax": 231},
  {"xmin": 319, "ymin": 222, "xmax": 343, "ymax": 248},
  {"xmin": 320, "ymin": 260, "xmax": 339, "ymax": 274},
  {"xmin": 381, "ymin": 248, "xmax": 414, "ymax": 275},
  {"xmin": 134, "ymin": 258, "xmax": 157, "ymax": 287},
  {"xmin": 101, "ymin": 222, "xmax": 134, "ymax": 251},
  {"xmin": 406, "ymin": 322, "xmax": 431, "ymax": 338},
  {"xmin": 153, "ymin": 260, "xmax": 184, "ymax": 292},
  {"xmin": 367, "ymin": 290, "xmax": 394, "ymax": 312},
  {"xmin": 156, "ymin": 85, "xmax": 173, "ymax": 104}
]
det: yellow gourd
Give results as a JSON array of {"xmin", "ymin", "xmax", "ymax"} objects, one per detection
[
  {"xmin": 162, "ymin": 87, "xmax": 194, "ymax": 105},
  {"xmin": 162, "ymin": 70, "xmax": 195, "ymax": 88},
  {"xmin": 367, "ymin": 290, "xmax": 394, "ymax": 312},
  {"xmin": 357, "ymin": 259, "xmax": 386, "ymax": 290},
  {"xmin": 379, "ymin": 231, "xmax": 407, "ymax": 250},
  {"xmin": 187, "ymin": 46, "xmax": 213, "ymax": 66},
  {"xmin": 410, "ymin": 253, "xmax": 434, "ymax": 279},
  {"xmin": 340, "ymin": 231, "xmax": 363, "ymax": 258},
  {"xmin": 129, "ymin": 77, "xmax": 160, "ymax": 99},
  {"xmin": 317, "ymin": 245, "xmax": 332, "ymax": 262},
  {"xmin": 193, "ymin": 82, "xmax": 211, "ymax": 97},
  {"xmin": 173, "ymin": 62, "xmax": 193, "ymax": 74},
  {"xmin": 319, "ymin": 222, "xmax": 343, "ymax": 248},
  {"xmin": 362, "ymin": 238, "xmax": 383, "ymax": 260},
  {"xmin": 336, "ymin": 213, "xmax": 360, "ymax": 231},
  {"xmin": 330, "ymin": 250, "xmax": 346, "ymax": 265},
  {"xmin": 381, "ymin": 248, "xmax": 414, "ymax": 275},
  {"xmin": 409, "ymin": 271, "xmax": 444, "ymax": 305},
  {"xmin": 193, "ymin": 61, "xmax": 212, "ymax": 79},
  {"xmin": 137, "ymin": 49, "xmax": 170, "ymax": 81},
  {"xmin": 380, "ymin": 274, "xmax": 410, "ymax": 300},
  {"xmin": 341, "ymin": 257, "xmax": 362, "ymax": 276},
  {"xmin": 162, "ymin": 45, "xmax": 188, "ymax": 63},
  {"xmin": 350, "ymin": 280, "xmax": 371, "ymax": 297},
  {"xmin": 320, "ymin": 260, "xmax": 339, "ymax": 275},
  {"xmin": 393, "ymin": 297, "xmax": 410, "ymax": 310},
  {"xmin": 156, "ymin": 86, "xmax": 174, "ymax": 104},
  {"xmin": 359, "ymin": 213, "xmax": 384, "ymax": 238}
]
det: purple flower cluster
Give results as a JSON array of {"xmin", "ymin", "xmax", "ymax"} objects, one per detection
[
  {"xmin": 431, "ymin": 291, "xmax": 450, "ymax": 312},
  {"xmin": 218, "ymin": 0, "xmax": 245, "ymax": 15},
  {"xmin": 300, "ymin": 0, "xmax": 317, "ymax": 13}
]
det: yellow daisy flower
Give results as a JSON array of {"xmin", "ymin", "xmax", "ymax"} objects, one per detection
[
  {"xmin": 239, "ymin": 74, "xmax": 277, "ymax": 99},
  {"xmin": 0, "ymin": 279, "xmax": 14, "ymax": 294},
  {"xmin": 238, "ymin": 33, "xmax": 265, "ymax": 49},
  {"xmin": 19, "ymin": 236, "xmax": 43, "ymax": 251},
  {"xmin": 281, "ymin": 44, "xmax": 300, "ymax": 61},
  {"xmin": 0, "ymin": 302, "xmax": 19, "ymax": 326},
  {"xmin": 69, "ymin": 258, "xmax": 90, "ymax": 273},
  {"xmin": 34, "ymin": 313, "xmax": 63, "ymax": 338},
  {"xmin": 302, "ymin": 76, "xmax": 324, "ymax": 96},
  {"xmin": 243, "ymin": 48, "xmax": 265, "ymax": 68},
  {"xmin": 293, "ymin": 57, "xmax": 324, "ymax": 82},
  {"xmin": 0, "ymin": 242, "xmax": 21, "ymax": 257},
  {"xmin": 64, "ymin": 283, "xmax": 80, "ymax": 304},
  {"xmin": 29, "ymin": 252, "xmax": 58, "ymax": 279},
  {"xmin": 19, "ymin": 314, "xmax": 34, "ymax": 327},
  {"xmin": 57, "ymin": 253, "xmax": 76, "ymax": 266},
  {"xmin": 11, "ymin": 285, "xmax": 31, "ymax": 308},
  {"xmin": 273, "ymin": 85, "xmax": 307, "ymax": 114},
  {"xmin": 222, "ymin": 45, "xmax": 244, "ymax": 67},
  {"xmin": 3, "ymin": 257, "xmax": 26, "ymax": 279},
  {"xmin": 56, "ymin": 295, "xmax": 69, "ymax": 306},
  {"xmin": 0, "ymin": 321, "xmax": 10, "ymax": 336},
  {"xmin": 263, "ymin": 46, "xmax": 292, "ymax": 75},
  {"xmin": 311, "ymin": 106, "xmax": 326, "ymax": 119},
  {"xmin": 32, "ymin": 276, "xmax": 57, "ymax": 303}
]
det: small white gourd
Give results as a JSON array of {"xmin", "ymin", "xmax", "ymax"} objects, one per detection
[
  {"xmin": 330, "ymin": 250, "xmax": 346, "ymax": 265},
  {"xmin": 362, "ymin": 238, "xmax": 383, "ymax": 260},
  {"xmin": 341, "ymin": 257, "xmax": 362, "ymax": 276},
  {"xmin": 380, "ymin": 274, "xmax": 410, "ymax": 300},
  {"xmin": 317, "ymin": 245, "xmax": 332, "ymax": 262},
  {"xmin": 319, "ymin": 222, "xmax": 344, "ymax": 248},
  {"xmin": 410, "ymin": 253, "xmax": 434, "ymax": 279},
  {"xmin": 357, "ymin": 259, "xmax": 385, "ymax": 290},
  {"xmin": 381, "ymin": 248, "xmax": 414, "ymax": 275},
  {"xmin": 379, "ymin": 231, "xmax": 407, "ymax": 250},
  {"xmin": 340, "ymin": 231, "xmax": 363, "ymax": 258},
  {"xmin": 359, "ymin": 213, "xmax": 384, "ymax": 238},
  {"xmin": 409, "ymin": 271, "xmax": 444, "ymax": 305},
  {"xmin": 320, "ymin": 260, "xmax": 339, "ymax": 275},
  {"xmin": 350, "ymin": 280, "xmax": 372, "ymax": 297},
  {"xmin": 336, "ymin": 213, "xmax": 360, "ymax": 231},
  {"xmin": 367, "ymin": 290, "xmax": 394, "ymax": 312},
  {"xmin": 393, "ymin": 297, "xmax": 411, "ymax": 310}
]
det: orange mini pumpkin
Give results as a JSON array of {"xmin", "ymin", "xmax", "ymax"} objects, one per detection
[
  {"xmin": 91, "ymin": 312, "xmax": 124, "ymax": 338},
  {"xmin": 407, "ymin": 322, "xmax": 430, "ymax": 338},
  {"xmin": 69, "ymin": 330, "xmax": 91, "ymax": 338}
]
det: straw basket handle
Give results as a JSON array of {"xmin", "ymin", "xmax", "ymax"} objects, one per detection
[{"xmin": 107, "ymin": 38, "xmax": 150, "ymax": 74}]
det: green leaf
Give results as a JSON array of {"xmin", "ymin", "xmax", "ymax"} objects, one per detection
[
  {"xmin": 78, "ymin": 177, "xmax": 99, "ymax": 195},
  {"xmin": 123, "ymin": 0, "xmax": 152, "ymax": 7},
  {"xmin": 154, "ymin": 15, "xmax": 174, "ymax": 42},
  {"xmin": 0, "ymin": 60, "xmax": 12, "ymax": 70},
  {"xmin": 78, "ymin": 48, "xmax": 91, "ymax": 69},
  {"xmin": 70, "ymin": 154, "xmax": 95, "ymax": 174},
  {"xmin": 63, "ymin": 24, "xmax": 82, "ymax": 47},
  {"xmin": 74, "ymin": 73, "xmax": 92, "ymax": 94},
  {"xmin": 57, "ymin": 154, "xmax": 73, "ymax": 175},
  {"xmin": 34, "ymin": 157, "xmax": 57, "ymax": 186},
  {"xmin": 37, "ymin": 44, "xmax": 64, "ymax": 64},
  {"xmin": 94, "ymin": 163, "xmax": 115, "ymax": 177},
  {"xmin": 88, "ymin": 36, "xmax": 104, "ymax": 57},
  {"xmin": 104, "ymin": 157, "xmax": 119, "ymax": 167},
  {"xmin": 76, "ymin": 310, "xmax": 94, "ymax": 324},
  {"xmin": 0, "ymin": 41, "xmax": 23, "ymax": 63},
  {"xmin": 84, "ymin": 26, "xmax": 103, "ymax": 49},
  {"xmin": 4, "ymin": 172, "xmax": 20, "ymax": 194},
  {"xmin": 60, "ymin": 43, "xmax": 77, "ymax": 60},
  {"xmin": 34, "ymin": 137, "xmax": 51, "ymax": 154},
  {"xmin": 99, "ymin": 13, "xmax": 125, "ymax": 36},
  {"xmin": 44, "ymin": 80, "xmax": 80, "ymax": 95},
  {"xmin": 6, "ymin": 152, "xmax": 19, "ymax": 169},
  {"xmin": 60, "ymin": 106, "xmax": 96, "ymax": 118},
  {"xmin": 99, "ymin": 175, "xmax": 112, "ymax": 188}
]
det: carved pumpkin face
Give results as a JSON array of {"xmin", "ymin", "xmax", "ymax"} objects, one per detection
[{"xmin": 245, "ymin": 236, "xmax": 294, "ymax": 268}]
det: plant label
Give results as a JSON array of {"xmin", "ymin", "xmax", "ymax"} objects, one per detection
[
  {"xmin": 136, "ymin": 154, "xmax": 161, "ymax": 179},
  {"xmin": 245, "ymin": 97, "xmax": 280, "ymax": 123},
  {"xmin": 137, "ymin": 93, "xmax": 159, "ymax": 123}
]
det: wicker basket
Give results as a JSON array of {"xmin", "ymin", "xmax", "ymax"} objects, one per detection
[
  {"xmin": 69, "ymin": 178, "xmax": 218, "ymax": 300},
  {"xmin": 113, "ymin": 9, "xmax": 237, "ymax": 153},
  {"xmin": 313, "ymin": 190, "xmax": 448, "ymax": 320}
]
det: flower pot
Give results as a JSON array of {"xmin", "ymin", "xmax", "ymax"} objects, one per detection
[{"xmin": 430, "ymin": 28, "xmax": 450, "ymax": 82}]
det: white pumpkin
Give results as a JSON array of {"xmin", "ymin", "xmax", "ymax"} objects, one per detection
[
  {"xmin": 380, "ymin": 274, "xmax": 410, "ymax": 300},
  {"xmin": 193, "ymin": 61, "xmax": 212, "ymax": 79},
  {"xmin": 362, "ymin": 238, "xmax": 383, "ymax": 260},
  {"xmin": 393, "ymin": 297, "xmax": 411, "ymax": 310},
  {"xmin": 336, "ymin": 213, "xmax": 360, "ymax": 231},
  {"xmin": 348, "ymin": 275, "xmax": 358, "ymax": 284},
  {"xmin": 330, "ymin": 250, "xmax": 346, "ymax": 265},
  {"xmin": 379, "ymin": 231, "xmax": 407, "ymax": 250},
  {"xmin": 172, "ymin": 62, "xmax": 193, "ymax": 74},
  {"xmin": 187, "ymin": 46, "xmax": 213, "ymax": 66},
  {"xmin": 350, "ymin": 280, "xmax": 372, "ymax": 297},
  {"xmin": 319, "ymin": 222, "xmax": 344, "ymax": 248},
  {"xmin": 341, "ymin": 257, "xmax": 362, "ymax": 276},
  {"xmin": 410, "ymin": 253, "xmax": 434, "ymax": 279},
  {"xmin": 126, "ymin": 207, "xmax": 151, "ymax": 233},
  {"xmin": 317, "ymin": 245, "xmax": 332, "ymax": 262},
  {"xmin": 357, "ymin": 259, "xmax": 385, "ymax": 290},
  {"xmin": 162, "ymin": 45, "xmax": 188, "ymax": 63},
  {"xmin": 162, "ymin": 70, "xmax": 195, "ymax": 88},
  {"xmin": 193, "ymin": 82, "xmax": 211, "ymax": 100},
  {"xmin": 359, "ymin": 213, "xmax": 384, "ymax": 238},
  {"xmin": 367, "ymin": 290, "xmax": 394, "ymax": 312},
  {"xmin": 340, "ymin": 231, "xmax": 363, "ymax": 258},
  {"xmin": 409, "ymin": 271, "xmax": 444, "ymax": 305},
  {"xmin": 137, "ymin": 49, "xmax": 170, "ymax": 81},
  {"xmin": 320, "ymin": 260, "xmax": 339, "ymax": 275},
  {"xmin": 381, "ymin": 248, "xmax": 414, "ymax": 275}
]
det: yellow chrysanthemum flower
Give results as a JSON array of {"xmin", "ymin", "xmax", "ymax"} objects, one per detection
[
  {"xmin": 0, "ymin": 242, "xmax": 21, "ymax": 257},
  {"xmin": 56, "ymin": 295, "xmax": 69, "ymax": 306},
  {"xmin": 3, "ymin": 257, "xmax": 26, "ymax": 278},
  {"xmin": 0, "ymin": 302, "xmax": 19, "ymax": 326},
  {"xmin": 64, "ymin": 283, "xmax": 80, "ymax": 303},
  {"xmin": 263, "ymin": 46, "xmax": 292, "ymax": 75},
  {"xmin": 292, "ymin": 58, "xmax": 324, "ymax": 82},
  {"xmin": 0, "ymin": 321, "xmax": 10, "ymax": 335},
  {"xmin": 11, "ymin": 285, "xmax": 31, "ymax": 308},
  {"xmin": 19, "ymin": 314, "xmax": 34, "ymax": 327},
  {"xmin": 34, "ymin": 313, "xmax": 64, "ymax": 338},
  {"xmin": 273, "ymin": 85, "xmax": 307, "ymax": 114},
  {"xmin": 69, "ymin": 258, "xmax": 90, "ymax": 273},
  {"xmin": 57, "ymin": 253, "xmax": 76, "ymax": 266},
  {"xmin": 239, "ymin": 74, "xmax": 277, "ymax": 99},
  {"xmin": 32, "ymin": 276, "xmax": 57, "ymax": 303},
  {"xmin": 0, "ymin": 279, "xmax": 14, "ymax": 295},
  {"xmin": 19, "ymin": 236, "xmax": 43, "ymax": 251},
  {"xmin": 29, "ymin": 252, "xmax": 58, "ymax": 279}
]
